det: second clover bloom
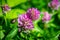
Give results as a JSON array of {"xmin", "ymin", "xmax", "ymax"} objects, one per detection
[
  {"xmin": 18, "ymin": 14, "xmax": 34, "ymax": 30},
  {"xmin": 2, "ymin": 4, "xmax": 11, "ymax": 13},
  {"xmin": 26, "ymin": 8, "xmax": 40, "ymax": 21},
  {"xmin": 42, "ymin": 12, "xmax": 51, "ymax": 22},
  {"xmin": 48, "ymin": 0, "xmax": 60, "ymax": 10}
]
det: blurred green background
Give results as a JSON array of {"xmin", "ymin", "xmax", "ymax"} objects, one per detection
[{"xmin": 0, "ymin": 0, "xmax": 60, "ymax": 40}]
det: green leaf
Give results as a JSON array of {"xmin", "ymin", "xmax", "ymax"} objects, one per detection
[
  {"xmin": 33, "ymin": 21, "xmax": 44, "ymax": 34},
  {"xmin": 10, "ymin": 22, "xmax": 18, "ymax": 28},
  {"xmin": 19, "ymin": 2, "xmax": 31, "ymax": 10},
  {"xmin": 6, "ymin": 9, "xmax": 25, "ymax": 19},
  {"xmin": 58, "ymin": 13, "xmax": 60, "ymax": 20},
  {"xmin": 0, "ymin": 31, "xmax": 5, "ymax": 39},
  {"xmin": 5, "ymin": 27, "xmax": 18, "ymax": 39},
  {"xmin": 0, "ymin": 7, "xmax": 3, "ymax": 17},
  {"xmin": 0, "ymin": 26, "xmax": 2, "ymax": 30},
  {"xmin": 1, "ymin": 0, "xmax": 6, "ymax": 5},
  {"xmin": 20, "ymin": 32, "xmax": 25, "ymax": 38},
  {"xmin": 5, "ymin": 38, "xmax": 14, "ymax": 40},
  {"xmin": 7, "ymin": 0, "xmax": 27, "ymax": 7},
  {"xmin": 50, "ymin": 23, "xmax": 57, "ymax": 27}
]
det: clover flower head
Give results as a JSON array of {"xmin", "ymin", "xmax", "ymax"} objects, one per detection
[
  {"xmin": 48, "ymin": 0, "xmax": 60, "ymax": 10},
  {"xmin": 42, "ymin": 12, "xmax": 51, "ymax": 22},
  {"xmin": 18, "ymin": 14, "xmax": 34, "ymax": 30},
  {"xmin": 27, "ymin": 8, "xmax": 40, "ymax": 20},
  {"xmin": 2, "ymin": 4, "xmax": 11, "ymax": 13}
]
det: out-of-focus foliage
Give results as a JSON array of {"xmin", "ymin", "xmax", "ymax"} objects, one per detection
[
  {"xmin": 5, "ymin": 9, "xmax": 25, "ymax": 19},
  {"xmin": 0, "ymin": 0, "xmax": 60, "ymax": 40}
]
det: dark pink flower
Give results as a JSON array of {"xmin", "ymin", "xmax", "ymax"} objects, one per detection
[
  {"xmin": 48, "ymin": 0, "xmax": 60, "ymax": 10},
  {"xmin": 2, "ymin": 4, "xmax": 11, "ymax": 13},
  {"xmin": 26, "ymin": 8, "xmax": 40, "ymax": 20},
  {"xmin": 18, "ymin": 14, "xmax": 34, "ymax": 30}
]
